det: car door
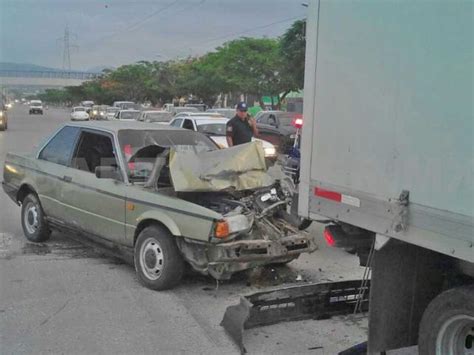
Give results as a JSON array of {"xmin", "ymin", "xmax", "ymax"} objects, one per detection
[
  {"xmin": 36, "ymin": 126, "xmax": 81, "ymax": 220},
  {"xmin": 63, "ymin": 129, "xmax": 127, "ymax": 244},
  {"xmin": 257, "ymin": 114, "xmax": 282, "ymax": 147}
]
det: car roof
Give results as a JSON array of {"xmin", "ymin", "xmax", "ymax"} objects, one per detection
[
  {"xmin": 119, "ymin": 109, "xmax": 140, "ymax": 112},
  {"xmin": 143, "ymin": 110, "xmax": 170, "ymax": 113},
  {"xmin": 189, "ymin": 116, "xmax": 228, "ymax": 121},
  {"xmin": 65, "ymin": 121, "xmax": 182, "ymax": 133},
  {"xmin": 193, "ymin": 118, "xmax": 228, "ymax": 125},
  {"xmin": 175, "ymin": 112, "xmax": 223, "ymax": 117}
]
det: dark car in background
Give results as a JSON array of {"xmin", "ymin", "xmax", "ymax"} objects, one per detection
[{"xmin": 255, "ymin": 111, "xmax": 299, "ymax": 153}]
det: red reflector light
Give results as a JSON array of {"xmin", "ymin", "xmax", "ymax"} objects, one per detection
[
  {"xmin": 291, "ymin": 117, "xmax": 304, "ymax": 129},
  {"xmin": 324, "ymin": 228, "xmax": 336, "ymax": 247},
  {"xmin": 314, "ymin": 187, "xmax": 342, "ymax": 202}
]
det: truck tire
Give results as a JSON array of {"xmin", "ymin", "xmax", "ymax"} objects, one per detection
[
  {"xmin": 418, "ymin": 285, "xmax": 474, "ymax": 355},
  {"xmin": 134, "ymin": 225, "xmax": 184, "ymax": 290},
  {"xmin": 21, "ymin": 193, "xmax": 51, "ymax": 242}
]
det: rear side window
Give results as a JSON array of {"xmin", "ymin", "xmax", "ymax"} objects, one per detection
[{"xmin": 39, "ymin": 126, "xmax": 80, "ymax": 166}]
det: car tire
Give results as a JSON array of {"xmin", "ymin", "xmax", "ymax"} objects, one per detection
[
  {"xmin": 134, "ymin": 225, "xmax": 185, "ymax": 290},
  {"xmin": 418, "ymin": 285, "xmax": 474, "ymax": 355},
  {"xmin": 21, "ymin": 193, "xmax": 51, "ymax": 242},
  {"xmin": 298, "ymin": 219, "xmax": 312, "ymax": 230}
]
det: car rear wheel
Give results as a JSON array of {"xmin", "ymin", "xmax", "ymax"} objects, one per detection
[
  {"xmin": 418, "ymin": 285, "xmax": 474, "ymax": 355},
  {"xmin": 21, "ymin": 193, "xmax": 50, "ymax": 242},
  {"xmin": 134, "ymin": 225, "xmax": 184, "ymax": 290}
]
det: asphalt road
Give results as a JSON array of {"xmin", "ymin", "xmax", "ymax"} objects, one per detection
[{"xmin": 0, "ymin": 106, "xmax": 415, "ymax": 354}]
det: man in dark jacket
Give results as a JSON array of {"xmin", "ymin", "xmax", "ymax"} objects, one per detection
[{"xmin": 226, "ymin": 102, "xmax": 258, "ymax": 146}]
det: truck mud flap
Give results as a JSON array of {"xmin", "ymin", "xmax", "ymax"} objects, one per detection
[{"xmin": 221, "ymin": 279, "xmax": 370, "ymax": 354}]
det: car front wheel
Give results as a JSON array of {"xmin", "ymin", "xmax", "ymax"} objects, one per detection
[
  {"xmin": 134, "ymin": 225, "xmax": 185, "ymax": 290},
  {"xmin": 21, "ymin": 193, "xmax": 50, "ymax": 242}
]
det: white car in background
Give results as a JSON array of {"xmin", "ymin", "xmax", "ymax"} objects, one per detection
[
  {"xmin": 207, "ymin": 108, "xmax": 236, "ymax": 119},
  {"xmin": 138, "ymin": 110, "xmax": 173, "ymax": 124},
  {"xmin": 106, "ymin": 107, "xmax": 119, "ymax": 120},
  {"xmin": 113, "ymin": 110, "xmax": 141, "ymax": 121},
  {"xmin": 169, "ymin": 115, "xmax": 277, "ymax": 164},
  {"xmin": 70, "ymin": 107, "xmax": 90, "ymax": 121}
]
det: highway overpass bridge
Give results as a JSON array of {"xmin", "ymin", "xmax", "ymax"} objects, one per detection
[{"xmin": 0, "ymin": 70, "xmax": 99, "ymax": 88}]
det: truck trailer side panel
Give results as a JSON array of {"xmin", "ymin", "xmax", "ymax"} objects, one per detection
[{"xmin": 300, "ymin": 0, "xmax": 473, "ymax": 261}]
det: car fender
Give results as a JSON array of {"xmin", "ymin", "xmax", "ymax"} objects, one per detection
[{"xmin": 134, "ymin": 210, "xmax": 182, "ymax": 237}]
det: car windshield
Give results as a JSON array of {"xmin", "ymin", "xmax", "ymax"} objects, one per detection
[
  {"xmin": 196, "ymin": 123, "xmax": 227, "ymax": 136},
  {"xmin": 118, "ymin": 129, "xmax": 217, "ymax": 180},
  {"xmin": 74, "ymin": 107, "xmax": 85, "ymax": 112},
  {"xmin": 120, "ymin": 111, "xmax": 140, "ymax": 120},
  {"xmin": 146, "ymin": 112, "xmax": 171, "ymax": 122},
  {"xmin": 107, "ymin": 108, "xmax": 119, "ymax": 113},
  {"xmin": 31, "ymin": 102, "xmax": 42, "ymax": 107}
]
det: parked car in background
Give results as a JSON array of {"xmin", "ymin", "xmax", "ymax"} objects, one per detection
[
  {"xmin": 169, "ymin": 115, "xmax": 278, "ymax": 164},
  {"xmin": 70, "ymin": 107, "xmax": 90, "ymax": 121},
  {"xmin": 169, "ymin": 106, "xmax": 199, "ymax": 116},
  {"xmin": 29, "ymin": 100, "xmax": 43, "ymax": 115},
  {"xmin": 255, "ymin": 111, "xmax": 300, "ymax": 153},
  {"xmin": 184, "ymin": 103, "xmax": 207, "ymax": 112},
  {"xmin": 2, "ymin": 122, "xmax": 315, "ymax": 290},
  {"xmin": 138, "ymin": 110, "xmax": 173, "ymax": 124},
  {"xmin": 113, "ymin": 101, "xmax": 137, "ymax": 110},
  {"xmin": 106, "ymin": 107, "xmax": 119, "ymax": 120},
  {"xmin": 0, "ymin": 102, "xmax": 8, "ymax": 131},
  {"xmin": 207, "ymin": 108, "xmax": 235, "ymax": 119},
  {"xmin": 80, "ymin": 101, "xmax": 94, "ymax": 114},
  {"xmin": 89, "ymin": 105, "xmax": 109, "ymax": 120},
  {"xmin": 114, "ymin": 110, "xmax": 141, "ymax": 121}
]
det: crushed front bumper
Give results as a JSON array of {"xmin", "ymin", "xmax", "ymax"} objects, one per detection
[{"xmin": 178, "ymin": 233, "xmax": 317, "ymax": 280}]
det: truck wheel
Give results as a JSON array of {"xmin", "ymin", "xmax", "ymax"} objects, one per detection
[
  {"xmin": 418, "ymin": 285, "xmax": 474, "ymax": 355},
  {"xmin": 134, "ymin": 225, "xmax": 184, "ymax": 290},
  {"xmin": 21, "ymin": 193, "xmax": 50, "ymax": 242}
]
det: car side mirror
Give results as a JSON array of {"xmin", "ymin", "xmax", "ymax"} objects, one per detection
[{"xmin": 95, "ymin": 166, "xmax": 121, "ymax": 180}]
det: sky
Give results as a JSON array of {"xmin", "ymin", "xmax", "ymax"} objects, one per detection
[{"xmin": 0, "ymin": 0, "xmax": 307, "ymax": 71}]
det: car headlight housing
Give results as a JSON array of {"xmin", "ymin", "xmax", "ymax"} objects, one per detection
[
  {"xmin": 93, "ymin": 110, "xmax": 98, "ymax": 115},
  {"xmin": 0, "ymin": 111, "xmax": 3, "ymax": 117}
]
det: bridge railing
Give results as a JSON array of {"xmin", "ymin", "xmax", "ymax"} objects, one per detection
[{"xmin": 0, "ymin": 70, "xmax": 100, "ymax": 80}]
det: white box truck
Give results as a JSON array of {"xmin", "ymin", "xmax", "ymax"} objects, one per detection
[{"xmin": 299, "ymin": 1, "xmax": 473, "ymax": 354}]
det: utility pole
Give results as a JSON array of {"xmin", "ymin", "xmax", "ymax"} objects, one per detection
[{"xmin": 58, "ymin": 25, "xmax": 78, "ymax": 71}]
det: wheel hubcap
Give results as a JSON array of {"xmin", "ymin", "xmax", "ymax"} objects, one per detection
[
  {"xmin": 24, "ymin": 203, "xmax": 39, "ymax": 234},
  {"xmin": 139, "ymin": 238, "xmax": 164, "ymax": 281},
  {"xmin": 436, "ymin": 315, "xmax": 474, "ymax": 355}
]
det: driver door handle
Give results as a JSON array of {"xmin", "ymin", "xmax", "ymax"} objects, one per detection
[{"xmin": 62, "ymin": 176, "xmax": 72, "ymax": 183}]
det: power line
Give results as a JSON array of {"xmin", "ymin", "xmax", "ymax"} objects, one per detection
[
  {"xmin": 200, "ymin": 15, "xmax": 304, "ymax": 46},
  {"xmin": 89, "ymin": 0, "xmax": 179, "ymax": 47}
]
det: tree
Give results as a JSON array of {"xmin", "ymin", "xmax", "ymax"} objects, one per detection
[
  {"xmin": 211, "ymin": 37, "xmax": 286, "ymax": 108},
  {"xmin": 279, "ymin": 19, "xmax": 306, "ymax": 97}
]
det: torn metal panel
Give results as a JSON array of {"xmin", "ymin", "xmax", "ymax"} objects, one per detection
[
  {"xmin": 169, "ymin": 141, "xmax": 274, "ymax": 192},
  {"xmin": 221, "ymin": 280, "xmax": 370, "ymax": 354}
]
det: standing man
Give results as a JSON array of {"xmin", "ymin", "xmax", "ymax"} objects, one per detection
[{"xmin": 226, "ymin": 102, "xmax": 258, "ymax": 147}]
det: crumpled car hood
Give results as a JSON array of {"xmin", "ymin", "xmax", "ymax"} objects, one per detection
[{"xmin": 169, "ymin": 141, "xmax": 274, "ymax": 192}]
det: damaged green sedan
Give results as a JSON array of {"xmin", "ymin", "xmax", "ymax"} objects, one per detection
[{"xmin": 2, "ymin": 122, "xmax": 316, "ymax": 290}]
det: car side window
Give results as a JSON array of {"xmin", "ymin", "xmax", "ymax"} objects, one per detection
[
  {"xmin": 268, "ymin": 115, "xmax": 277, "ymax": 126},
  {"xmin": 39, "ymin": 126, "xmax": 80, "ymax": 166},
  {"xmin": 170, "ymin": 118, "xmax": 183, "ymax": 127},
  {"xmin": 182, "ymin": 119, "xmax": 194, "ymax": 130},
  {"xmin": 258, "ymin": 114, "xmax": 268, "ymax": 124},
  {"xmin": 71, "ymin": 131, "xmax": 121, "ymax": 179}
]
